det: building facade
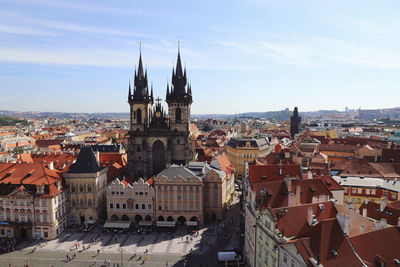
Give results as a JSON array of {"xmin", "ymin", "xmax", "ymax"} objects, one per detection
[
  {"xmin": 127, "ymin": 48, "xmax": 193, "ymax": 179},
  {"xmin": 0, "ymin": 163, "xmax": 68, "ymax": 240},
  {"xmin": 226, "ymin": 137, "xmax": 273, "ymax": 179},
  {"xmin": 106, "ymin": 178, "xmax": 154, "ymax": 222},
  {"xmin": 64, "ymin": 147, "xmax": 108, "ymax": 225}
]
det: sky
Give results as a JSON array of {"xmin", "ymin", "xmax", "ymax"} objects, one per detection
[{"xmin": 1, "ymin": 0, "xmax": 400, "ymax": 114}]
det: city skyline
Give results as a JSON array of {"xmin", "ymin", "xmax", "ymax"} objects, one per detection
[{"xmin": 1, "ymin": 0, "xmax": 400, "ymax": 114}]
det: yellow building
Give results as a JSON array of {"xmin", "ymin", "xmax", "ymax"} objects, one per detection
[{"xmin": 226, "ymin": 137, "xmax": 273, "ymax": 179}]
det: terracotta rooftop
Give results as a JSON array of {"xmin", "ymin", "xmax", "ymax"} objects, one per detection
[
  {"xmin": 296, "ymin": 218, "xmax": 365, "ymax": 266},
  {"xmin": 249, "ymin": 164, "xmax": 302, "ymax": 183},
  {"xmin": 272, "ymin": 201, "xmax": 337, "ymax": 238},
  {"xmin": 350, "ymin": 226, "xmax": 400, "ymax": 266}
]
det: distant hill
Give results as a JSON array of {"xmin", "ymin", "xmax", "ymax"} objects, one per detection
[{"xmin": 0, "ymin": 116, "xmax": 29, "ymax": 126}]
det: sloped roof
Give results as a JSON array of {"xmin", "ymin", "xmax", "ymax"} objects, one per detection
[
  {"xmin": 249, "ymin": 164, "xmax": 302, "ymax": 183},
  {"xmin": 68, "ymin": 146, "xmax": 103, "ymax": 173},
  {"xmin": 350, "ymin": 227, "xmax": 400, "ymax": 266},
  {"xmin": 272, "ymin": 201, "xmax": 337, "ymax": 238},
  {"xmin": 296, "ymin": 218, "xmax": 365, "ymax": 266}
]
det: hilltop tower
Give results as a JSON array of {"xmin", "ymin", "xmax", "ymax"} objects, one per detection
[{"xmin": 290, "ymin": 107, "xmax": 301, "ymax": 139}]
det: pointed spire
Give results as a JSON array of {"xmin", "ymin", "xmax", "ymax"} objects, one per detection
[
  {"xmin": 175, "ymin": 41, "xmax": 183, "ymax": 77},
  {"xmin": 138, "ymin": 42, "xmax": 144, "ymax": 78},
  {"xmin": 151, "ymin": 83, "xmax": 154, "ymax": 99},
  {"xmin": 166, "ymin": 82, "xmax": 170, "ymax": 94},
  {"xmin": 128, "ymin": 80, "xmax": 132, "ymax": 98}
]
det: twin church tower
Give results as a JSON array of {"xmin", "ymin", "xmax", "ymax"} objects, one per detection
[{"xmin": 127, "ymin": 46, "xmax": 194, "ymax": 179}]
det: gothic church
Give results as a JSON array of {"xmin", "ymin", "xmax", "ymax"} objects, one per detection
[{"xmin": 127, "ymin": 47, "xmax": 194, "ymax": 179}]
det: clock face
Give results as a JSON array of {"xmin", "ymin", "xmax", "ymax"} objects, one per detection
[{"xmin": 156, "ymin": 111, "xmax": 161, "ymax": 118}]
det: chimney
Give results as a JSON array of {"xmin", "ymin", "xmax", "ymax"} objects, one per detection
[
  {"xmin": 96, "ymin": 151, "xmax": 100, "ymax": 164},
  {"xmin": 284, "ymin": 178, "xmax": 292, "ymax": 192},
  {"xmin": 380, "ymin": 196, "xmax": 387, "ymax": 212},
  {"xmin": 362, "ymin": 208, "xmax": 367, "ymax": 217},
  {"xmin": 360, "ymin": 224, "xmax": 365, "ymax": 234},
  {"xmin": 307, "ymin": 207, "xmax": 314, "ymax": 226},
  {"xmin": 288, "ymin": 192, "xmax": 296, "ymax": 207},
  {"xmin": 48, "ymin": 162, "xmax": 54, "ymax": 170},
  {"xmin": 336, "ymin": 213, "xmax": 349, "ymax": 235},
  {"xmin": 296, "ymin": 185, "xmax": 301, "ymax": 205}
]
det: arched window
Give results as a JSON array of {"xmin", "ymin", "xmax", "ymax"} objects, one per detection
[
  {"xmin": 177, "ymin": 138, "xmax": 180, "ymax": 144},
  {"xmin": 80, "ymin": 199, "xmax": 84, "ymax": 207},
  {"xmin": 71, "ymin": 185, "xmax": 75, "ymax": 193},
  {"xmin": 80, "ymin": 185, "xmax": 84, "ymax": 192},
  {"xmin": 88, "ymin": 199, "xmax": 92, "ymax": 207},
  {"xmin": 72, "ymin": 199, "xmax": 76, "ymax": 207},
  {"xmin": 87, "ymin": 184, "xmax": 92, "ymax": 192},
  {"xmin": 137, "ymin": 146, "xmax": 141, "ymax": 152},
  {"xmin": 175, "ymin": 108, "xmax": 181, "ymax": 122},
  {"xmin": 136, "ymin": 108, "xmax": 142, "ymax": 123}
]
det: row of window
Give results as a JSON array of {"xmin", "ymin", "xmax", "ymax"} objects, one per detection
[
  {"xmin": 71, "ymin": 199, "xmax": 95, "ymax": 208},
  {"xmin": 71, "ymin": 184, "xmax": 93, "ymax": 193},
  {"xmin": 109, "ymin": 202, "xmax": 152, "ymax": 211},
  {"xmin": 157, "ymin": 185, "xmax": 201, "ymax": 191},
  {"xmin": 158, "ymin": 203, "xmax": 200, "ymax": 211},
  {"xmin": 0, "ymin": 213, "xmax": 48, "ymax": 223},
  {"xmin": 0, "ymin": 199, "xmax": 48, "ymax": 207},
  {"xmin": 157, "ymin": 192, "xmax": 200, "ymax": 201}
]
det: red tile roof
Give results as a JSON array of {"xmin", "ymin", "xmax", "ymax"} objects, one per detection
[
  {"xmin": 350, "ymin": 227, "xmax": 400, "ymax": 266},
  {"xmin": 249, "ymin": 164, "xmax": 302, "ymax": 183},
  {"xmin": 359, "ymin": 200, "xmax": 400, "ymax": 226},
  {"xmin": 296, "ymin": 218, "xmax": 365, "ymax": 266},
  {"xmin": 272, "ymin": 201, "xmax": 337, "ymax": 238}
]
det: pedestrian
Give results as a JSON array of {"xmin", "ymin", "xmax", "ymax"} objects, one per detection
[
  {"xmin": 8, "ymin": 260, "xmax": 11, "ymax": 267},
  {"xmin": 94, "ymin": 259, "xmax": 96, "ymax": 266},
  {"xmin": 166, "ymin": 261, "xmax": 168, "ymax": 267},
  {"xmin": 97, "ymin": 249, "xmax": 100, "ymax": 255},
  {"xmin": 73, "ymin": 252, "xmax": 76, "ymax": 259}
]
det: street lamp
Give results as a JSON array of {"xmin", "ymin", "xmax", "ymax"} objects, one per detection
[{"xmin": 117, "ymin": 248, "xmax": 125, "ymax": 266}]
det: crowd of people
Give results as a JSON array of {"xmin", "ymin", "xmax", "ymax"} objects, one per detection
[{"xmin": 0, "ymin": 239, "xmax": 16, "ymax": 254}]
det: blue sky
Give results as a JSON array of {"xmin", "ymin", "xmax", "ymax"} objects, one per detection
[{"xmin": 1, "ymin": 0, "xmax": 400, "ymax": 114}]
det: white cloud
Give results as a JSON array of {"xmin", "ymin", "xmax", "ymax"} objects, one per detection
[
  {"xmin": 0, "ymin": 24, "xmax": 56, "ymax": 36},
  {"xmin": 358, "ymin": 19, "xmax": 391, "ymax": 35},
  {"xmin": 0, "ymin": 11, "xmax": 148, "ymax": 37},
  {"xmin": 3, "ymin": 0, "xmax": 147, "ymax": 16}
]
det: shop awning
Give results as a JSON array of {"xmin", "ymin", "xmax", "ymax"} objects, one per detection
[
  {"xmin": 103, "ymin": 221, "xmax": 131, "ymax": 229},
  {"xmin": 138, "ymin": 221, "xmax": 153, "ymax": 226},
  {"xmin": 185, "ymin": 221, "xmax": 198, "ymax": 226},
  {"xmin": 156, "ymin": 221, "xmax": 176, "ymax": 227}
]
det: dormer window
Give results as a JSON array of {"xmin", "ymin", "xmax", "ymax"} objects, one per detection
[{"xmin": 37, "ymin": 186, "xmax": 44, "ymax": 194}]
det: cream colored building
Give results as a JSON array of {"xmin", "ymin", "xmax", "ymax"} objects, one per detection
[
  {"xmin": 106, "ymin": 178, "xmax": 154, "ymax": 222},
  {"xmin": 0, "ymin": 162, "xmax": 68, "ymax": 240},
  {"xmin": 155, "ymin": 164, "xmax": 204, "ymax": 225},
  {"xmin": 64, "ymin": 147, "xmax": 108, "ymax": 224}
]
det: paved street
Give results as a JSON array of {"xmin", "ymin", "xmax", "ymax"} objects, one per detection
[{"xmin": 0, "ymin": 192, "xmax": 242, "ymax": 266}]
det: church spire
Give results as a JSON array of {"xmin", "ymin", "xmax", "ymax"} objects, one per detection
[
  {"xmin": 128, "ymin": 79, "xmax": 132, "ymax": 99},
  {"xmin": 151, "ymin": 83, "xmax": 154, "ymax": 99},
  {"xmin": 175, "ymin": 41, "xmax": 183, "ymax": 77},
  {"xmin": 138, "ymin": 46, "xmax": 144, "ymax": 79}
]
